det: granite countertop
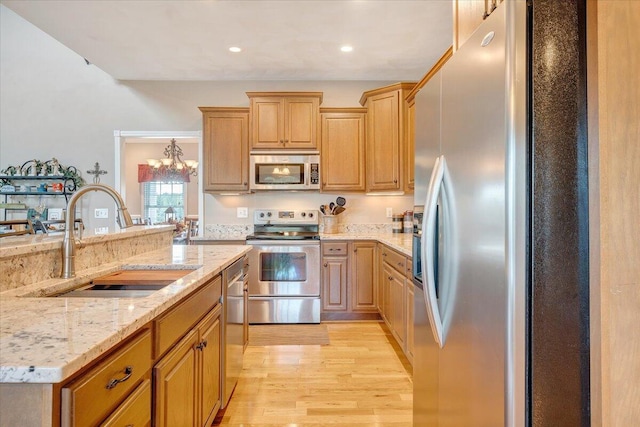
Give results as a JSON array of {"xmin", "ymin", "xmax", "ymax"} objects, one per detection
[
  {"xmin": 0, "ymin": 244, "xmax": 250, "ymax": 384},
  {"xmin": 0, "ymin": 224, "xmax": 174, "ymax": 257},
  {"xmin": 319, "ymin": 232, "xmax": 413, "ymax": 257}
]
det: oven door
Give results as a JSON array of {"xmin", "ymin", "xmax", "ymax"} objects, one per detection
[{"xmin": 247, "ymin": 240, "xmax": 320, "ymax": 296}]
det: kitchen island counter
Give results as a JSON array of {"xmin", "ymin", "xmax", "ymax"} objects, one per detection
[{"xmin": 0, "ymin": 244, "xmax": 250, "ymax": 384}]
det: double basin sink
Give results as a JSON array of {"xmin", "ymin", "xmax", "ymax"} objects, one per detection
[{"xmin": 53, "ymin": 268, "xmax": 195, "ymax": 298}]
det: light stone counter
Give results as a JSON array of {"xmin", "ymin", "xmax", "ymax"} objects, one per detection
[
  {"xmin": 0, "ymin": 244, "xmax": 251, "ymax": 384},
  {"xmin": 319, "ymin": 232, "xmax": 413, "ymax": 257}
]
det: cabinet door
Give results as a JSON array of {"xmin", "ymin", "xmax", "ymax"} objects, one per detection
[
  {"xmin": 201, "ymin": 108, "xmax": 249, "ymax": 192},
  {"xmin": 406, "ymin": 100, "xmax": 415, "ymax": 191},
  {"xmin": 350, "ymin": 242, "xmax": 377, "ymax": 312},
  {"xmin": 366, "ymin": 91, "xmax": 401, "ymax": 191},
  {"xmin": 378, "ymin": 245, "xmax": 387, "ymax": 319},
  {"xmin": 382, "ymin": 264, "xmax": 394, "ymax": 327},
  {"xmin": 154, "ymin": 330, "xmax": 199, "ymax": 427},
  {"xmin": 388, "ymin": 265, "xmax": 406, "ymax": 348},
  {"xmin": 322, "ymin": 256, "xmax": 348, "ymax": 311},
  {"xmin": 199, "ymin": 310, "xmax": 222, "ymax": 427},
  {"xmin": 406, "ymin": 282, "xmax": 415, "ymax": 363},
  {"xmin": 251, "ymin": 98, "xmax": 284, "ymax": 149},
  {"xmin": 320, "ymin": 109, "xmax": 366, "ymax": 192},
  {"xmin": 285, "ymin": 98, "xmax": 319, "ymax": 149},
  {"xmin": 454, "ymin": 0, "xmax": 503, "ymax": 50}
]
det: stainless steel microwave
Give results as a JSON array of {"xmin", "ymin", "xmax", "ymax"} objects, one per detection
[{"xmin": 250, "ymin": 152, "xmax": 320, "ymax": 191}]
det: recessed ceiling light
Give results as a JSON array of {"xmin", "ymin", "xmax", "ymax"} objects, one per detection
[
  {"xmin": 340, "ymin": 45, "xmax": 353, "ymax": 53},
  {"xmin": 229, "ymin": 47, "xmax": 242, "ymax": 53}
]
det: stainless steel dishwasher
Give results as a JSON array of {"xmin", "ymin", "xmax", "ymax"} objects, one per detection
[{"xmin": 222, "ymin": 256, "xmax": 247, "ymax": 409}]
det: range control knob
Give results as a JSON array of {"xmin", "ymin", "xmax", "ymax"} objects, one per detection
[
  {"xmin": 259, "ymin": 212, "xmax": 265, "ymax": 218},
  {"xmin": 267, "ymin": 212, "xmax": 272, "ymax": 217},
  {"xmin": 301, "ymin": 212, "xmax": 306, "ymax": 217},
  {"xmin": 308, "ymin": 212, "xmax": 314, "ymax": 218}
]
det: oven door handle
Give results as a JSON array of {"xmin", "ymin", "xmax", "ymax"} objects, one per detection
[{"xmin": 246, "ymin": 240, "xmax": 320, "ymax": 246}]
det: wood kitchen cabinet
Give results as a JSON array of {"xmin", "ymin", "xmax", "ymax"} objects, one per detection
[
  {"xmin": 60, "ymin": 329, "xmax": 153, "ymax": 427},
  {"xmin": 453, "ymin": 0, "xmax": 504, "ymax": 51},
  {"xmin": 154, "ymin": 304, "xmax": 221, "ymax": 427},
  {"xmin": 350, "ymin": 241, "xmax": 377, "ymax": 312},
  {"xmin": 321, "ymin": 241, "xmax": 379, "ymax": 320},
  {"xmin": 321, "ymin": 242, "xmax": 349, "ymax": 312},
  {"xmin": 154, "ymin": 274, "xmax": 223, "ymax": 427},
  {"xmin": 320, "ymin": 108, "xmax": 367, "ymax": 192},
  {"xmin": 405, "ymin": 97, "xmax": 416, "ymax": 191},
  {"xmin": 200, "ymin": 107, "xmax": 250, "ymax": 193},
  {"xmin": 359, "ymin": 82, "xmax": 415, "ymax": 192},
  {"xmin": 247, "ymin": 92, "xmax": 322, "ymax": 150},
  {"xmin": 378, "ymin": 244, "xmax": 414, "ymax": 363}
]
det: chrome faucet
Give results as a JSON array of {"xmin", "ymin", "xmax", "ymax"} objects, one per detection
[{"xmin": 61, "ymin": 184, "xmax": 134, "ymax": 278}]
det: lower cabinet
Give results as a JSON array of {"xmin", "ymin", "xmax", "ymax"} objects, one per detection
[
  {"xmin": 379, "ymin": 244, "xmax": 414, "ymax": 364},
  {"xmin": 60, "ymin": 329, "xmax": 153, "ymax": 427},
  {"xmin": 154, "ymin": 305, "xmax": 222, "ymax": 427},
  {"xmin": 321, "ymin": 241, "xmax": 377, "ymax": 319}
]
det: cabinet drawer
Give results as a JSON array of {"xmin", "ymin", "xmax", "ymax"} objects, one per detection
[
  {"xmin": 322, "ymin": 242, "xmax": 348, "ymax": 256},
  {"xmin": 101, "ymin": 379, "xmax": 151, "ymax": 427},
  {"xmin": 382, "ymin": 247, "xmax": 406, "ymax": 274},
  {"xmin": 155, "ymin": 275, "xmax": 222, "ymax": 358},
  {"xmin": 61, "ymin": 329, "xmax": 152, "ymax": 427}
]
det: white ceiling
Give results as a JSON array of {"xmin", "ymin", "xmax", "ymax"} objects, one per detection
[{"xmin": 1, "ymin": 0, "xmax": 453, "ymax": 81}]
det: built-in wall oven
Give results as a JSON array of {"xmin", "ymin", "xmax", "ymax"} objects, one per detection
[{"xmin": 246, "ymin": 209, "xmax": 321, "ymax": 323}]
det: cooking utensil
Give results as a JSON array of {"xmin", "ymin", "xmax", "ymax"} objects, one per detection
[
  {"xmin": 334, "ymin": 206, "xmax": 345, "ymax": 215},
  {"xmin": 329, "ymin": 202, "xmax": 335, "ymax": 213},
  {"xmin": 320, "ymin": 205, "xmax": 326, "ymax": 215},
  {"xmin": 336, "ymin": 196, "xmax": 346, "ymax": 207}
]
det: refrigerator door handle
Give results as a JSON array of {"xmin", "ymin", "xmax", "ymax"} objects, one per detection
[{"xmin": 422, "ymin": 155, "xmax": 446, "ymax": 348}]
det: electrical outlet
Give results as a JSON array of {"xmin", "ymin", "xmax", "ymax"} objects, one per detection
[
  {"xmin": 386, "ymin": 207, "xmax": 393, "ymax": 218},
  {"xmin": 94, "ymin": 227, "xmax": 109, "ymax": 234},
  {"xmin": 94, "ymin": 208, "xmax": 108, "ymax": 219},
  {"xmin": 237, "ymin": 207, "xmax": 248, "ymax": 218}
]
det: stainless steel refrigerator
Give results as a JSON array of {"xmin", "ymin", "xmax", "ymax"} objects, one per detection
[{"xmin": 413, "ymin": 1, "xmax": 590, "ymax": 425}]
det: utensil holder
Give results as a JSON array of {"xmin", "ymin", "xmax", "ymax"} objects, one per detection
[{"xmin": 323, "ymin": 215, "xmax": 338, "ymax": 234}]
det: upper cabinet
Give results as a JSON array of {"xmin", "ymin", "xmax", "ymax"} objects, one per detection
[
  {"xmin": 246, "ymin": 92, "xmax": 322, "ymax": 150},
  {"xmin": 199, "ymin": 107, "xmax": 250, "ymax": 193},
  {"xmin": 320, "ymin": 108, "xmax": 367, "ymax": 192},
  {"xmin": 453, "ymin": 0, "xmax": 504, "ymax": 51},
  {"xmin": 360, "ymin": 82, "xmax": 415, "ymax": 193}
]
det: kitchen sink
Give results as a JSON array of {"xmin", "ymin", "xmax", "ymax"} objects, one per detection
[{"xmin": 51, "ymin": 268, "xmax": 195, "ymax": 298}]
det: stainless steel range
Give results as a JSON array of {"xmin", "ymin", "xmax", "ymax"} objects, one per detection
[{"xmin": 246, "ymin": 209, "xmax": 320, "ymax": 324}]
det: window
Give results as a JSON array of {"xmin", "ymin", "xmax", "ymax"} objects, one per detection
[{"xmin": 142, "ymin": 181, "xmax": 185, "ymax": 224}]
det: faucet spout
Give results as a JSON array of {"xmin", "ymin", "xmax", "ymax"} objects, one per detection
[{"xmin": 61, "ymin": 184, "xmax": 134, "ymax": 278}]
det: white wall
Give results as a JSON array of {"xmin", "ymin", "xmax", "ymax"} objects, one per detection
[{"xmin": 0, "ymin": 6, "xmax": 414, "ymax": 231}]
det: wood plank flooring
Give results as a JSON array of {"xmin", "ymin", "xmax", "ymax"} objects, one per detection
[{"xmin": 214, "ymin": 322, "xmax": 413, "ymax": 426}]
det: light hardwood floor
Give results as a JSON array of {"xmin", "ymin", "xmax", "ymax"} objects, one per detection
[{"xmin": 214, "ymin": 322, "xmax": 413, "ymax": 426}]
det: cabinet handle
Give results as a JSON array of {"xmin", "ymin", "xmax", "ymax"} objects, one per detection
[
  {"xmin": 284, "ymin": 139, "xmax": 289, "ymax": 143},
  {"xmin": 382, "ymin": 252, "xmax": 387, "ymax": 257},
  {"xmin": 324, "ymin": 262, "xmax": 328, "ymax": 267},
  {"xmin": 106, "ymin": 366, "xmax": 133, "ymax": 390},
  {"xmin": 398, "ymin": 262, "xmax": 403, "ymax": 267},
  {"xmin": 195, "ymin": 340, "xmax": 208, "ymax": 351},
  {"xmin": 388, "ymin": 276, "xmax": 393, "ymax": 281},
  {"xmin": 354, "ymin": 248, "xmax": 358, "ymax": 253},
  {"xmin": 244, "ymin": 182, "xmax": 248, "ymax": 186}
]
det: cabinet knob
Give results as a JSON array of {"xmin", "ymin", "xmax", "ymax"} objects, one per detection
[
  {"xmin": 388, "ymin": 276, "xmax": 393, "ymax": 281},
  {"xmin": 394, "ymin": 179, "xmax": 398, "ymax": 184},
  {"xmin": 324, "ymin": 262, "xmax": 328, "ymax": 267},
  {"xmin": 244, "ymin": 182, "xmax": 248, "ymax": 186}
]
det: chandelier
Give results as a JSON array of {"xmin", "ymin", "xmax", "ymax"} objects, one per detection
[{"xmin": 146, "ymin": 139, "xmax": 198, "ymax": 180}]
